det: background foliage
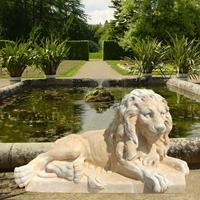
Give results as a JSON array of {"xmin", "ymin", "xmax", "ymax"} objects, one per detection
[{"xmin": 109, "ymin": 0, "xmax": 200, "ymax": 51}]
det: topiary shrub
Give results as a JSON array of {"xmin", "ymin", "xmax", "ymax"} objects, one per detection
[
  {"xmin": 67, "ymin": 40, "xmax": 89, "ymax": 60},
  {"xmin": 103, "ymin": 40, "xmax": 125, "ymax": 60}
]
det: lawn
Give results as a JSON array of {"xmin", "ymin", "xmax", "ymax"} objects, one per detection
[
  {"xmin": 106, "ymin": 60, "xmax": 200, "ymax": 77},
  {"xmin": 106, "ymin": 60, "xmax": 132, "ymax": 75},
  {"xmin": 0, "ymin": 60, "xmax": 85, "ymax": 78},
  {"xmin": 89, "ymin": 51, "xmax": 102, "ymax": 59}
]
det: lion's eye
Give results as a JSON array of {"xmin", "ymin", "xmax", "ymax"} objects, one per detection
[
  {"xmin": 144, "ymin": 113, "xmax": 151, "ymax": 118},
  {"xmin": 143, "ymin": 112, "xmax": 152, "ymax": 118}
]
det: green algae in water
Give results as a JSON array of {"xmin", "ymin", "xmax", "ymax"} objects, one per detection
[
  {"xmin": 0, "ymin": 88, "xmax": 85, "ymax": 142},
  {"xmin": 0, "ymin": 87, "xmax": 200, "ymax": 142}
]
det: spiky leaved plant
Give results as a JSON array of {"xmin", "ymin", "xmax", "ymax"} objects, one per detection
[
  {"xmin": 0, "ymin": 41, "xmax": 32, "ymax": 77},
  {"xmin": 167, "ymin": 36, "xmax": 200, "ymax": 76},
  {"xmin": 131, "ymin": 37, "xmax": 167, "ymax": 76},
  {"xmin": 33, "ymin": 37, "xmax": 69, "ymax": 76}
]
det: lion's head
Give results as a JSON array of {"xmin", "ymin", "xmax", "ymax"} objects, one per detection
[{"xmin": 106, "ymin": 89, "xmax": 173, "ymax": 162}]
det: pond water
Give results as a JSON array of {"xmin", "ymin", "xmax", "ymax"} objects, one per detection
[{"xmin": 0, "ymin": 87, "xmax": 200, "ymax": 142}]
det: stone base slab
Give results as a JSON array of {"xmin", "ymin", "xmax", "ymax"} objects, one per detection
[{"xmin": 26, "ymin": 164, "xmax": 186, "ymax": 193}]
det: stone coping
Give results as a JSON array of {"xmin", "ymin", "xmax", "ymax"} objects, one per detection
[
  {"xmin": 0, "ymin": 138, "xmax": 200, "ymax": 171},
  {"xmin": 0, "ymin": 81, "xmax": 27, "ymax": 100},
  {"xmin": 0, "ymin": 77, "xmax": 168, "ymax": 100},
  {"xmin": 167, "ymin": 78, "xmax": 200, "ymax": 101},
  {"xmin": 2, "ymin": 77, "xmax": 199, "ymax": 101}
]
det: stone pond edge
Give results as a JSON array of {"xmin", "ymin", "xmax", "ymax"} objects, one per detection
[
  {"xmin": 0, "ymin": 137, "xmax": 200, "ymax": 170},
  {"xmin": 167, "ymin": 78, "xmax": 200, "ymax": 101},
  {"xmin": 0, "ymin": 77, "xmax": 168, "ymax": 100}
]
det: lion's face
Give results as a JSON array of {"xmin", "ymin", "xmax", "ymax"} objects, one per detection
[
  {"xmin": 135, "ymin": 97, "xmax": 172, "ymax": 143},
  {"xmin": 109, "ymin": 89, "xmax": 173, "ymax": 148}
]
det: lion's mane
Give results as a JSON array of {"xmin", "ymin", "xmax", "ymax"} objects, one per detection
[{"xmin": 106, "ymin": 89, "xmax": 173, "ymax": 164}]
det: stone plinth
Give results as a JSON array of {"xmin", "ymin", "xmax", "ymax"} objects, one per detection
[{"xmin": 26, "ymin": 164, "xmax": 185, "ymax": 193}]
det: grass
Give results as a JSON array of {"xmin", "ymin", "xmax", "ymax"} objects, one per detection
[
  {"xmin": 106, "ymin": 60, "xmax": 197, "ymax": 77},
  {"xmin": 106, "ymin": 60, "xmax": 131, "ymax": 75},
  {"xmin": 57, "ymin": 60, "xmax": 85, "ymax": 77},
  {"xmin": 0, "ymin": 60, "xmax": 85, "ymax": 78},
  {"xmin": 89, "ymin": 51, "xmax": 102, "ymax": 59}
]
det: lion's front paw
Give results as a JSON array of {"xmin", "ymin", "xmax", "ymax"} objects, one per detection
[
  {"xmin": 144, "ymin": 172, "xmax": 168, "ymax": 193},
  {"xmin": 175, "ymin": 160, "xmax": 189, "ymax": 175}
]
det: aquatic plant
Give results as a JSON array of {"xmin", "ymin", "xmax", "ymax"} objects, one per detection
[{"xmin": 85, "ymin": 88, "xmax": 114, "ymax": 102}]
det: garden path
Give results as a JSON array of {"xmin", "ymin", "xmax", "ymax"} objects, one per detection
[
  {"xmin": 0, "ymin": 79, "xmax": 10, "ymax": 88},
  {"xmin": 73, "ymin": 59, "xmax": 129, "ymax": 79}
]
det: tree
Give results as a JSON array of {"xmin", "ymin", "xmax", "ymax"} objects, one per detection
[
  {"xmin": 0, "ymin": 0, "xmax": 89, "ymax": 41},
  {"xmin": 96, "ymin": 21, "xmax": 117, "ymax": 47},
  {"xmin": 0, "ymin": 0, "xmax": 32, "ymax": 40},
  {"xmin": 118, "ymin": 0, "xmax": 200, "ymax": 50},
  {"xmin": 110, "ymin": 0, "xmax": 138, "ymax": 40}
]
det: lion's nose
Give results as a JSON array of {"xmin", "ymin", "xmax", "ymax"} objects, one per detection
[{"xmin": 155, "ymin": 124, "xmax": 165, "ymax": 133}]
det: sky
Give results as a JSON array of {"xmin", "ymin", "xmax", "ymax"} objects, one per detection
[{"xmin": 82, "ymin": 0, "xmax": 114, "ymax": 24}]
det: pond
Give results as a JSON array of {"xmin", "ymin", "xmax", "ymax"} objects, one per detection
[{"xmin": 0, "ymin": 87, "xmax": 200, "ymax": 142}]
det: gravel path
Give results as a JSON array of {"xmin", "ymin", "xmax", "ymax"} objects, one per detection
[{"xmin": 73, "ymin": 60, "xmax": 128, "ymax": 79}]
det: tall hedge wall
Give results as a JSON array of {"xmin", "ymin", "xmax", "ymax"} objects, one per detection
[
  {"xmin": 67, "ymin": 40, "xmax": 89, "ymax": 61},
  {"xmin": 103, "ymin": 40, "xmax": 125, "ymax": 60}
]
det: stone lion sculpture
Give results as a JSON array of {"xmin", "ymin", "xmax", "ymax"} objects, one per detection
[{"xmin": 14, "ymin": 89, "xmax": 189, "ymax": 193}]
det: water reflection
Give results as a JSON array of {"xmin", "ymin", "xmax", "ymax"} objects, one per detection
[
  {"xmin": 80, "ymin": 100, "xmax": 116, "ymax": 132},
  {"xmin": 0, "ymin": 87, "xmax": 200, "ymax": 142},
  {"xmin": 0, "ymin": 88, "xmax": 85, "ymax": 142}
]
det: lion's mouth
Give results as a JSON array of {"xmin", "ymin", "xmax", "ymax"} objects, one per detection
[{"xmin": 150, "ymin": 125, "xmax": 166, "ymax": 135}]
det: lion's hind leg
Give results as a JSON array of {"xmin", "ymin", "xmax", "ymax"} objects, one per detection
[
  {"xmin": 46, "ymin": 161, "xmax": 74, "ymax": 181},
  {"xmin": 45, "ymin": 156, "xmax": 86, "ymax": 183},
  {"xmin": 14, "ymin": 152, "xmax": 56, "ymax": 188},
  {"xmin": 73, "ymin": 157, "xmax": 85, "ymax": 183},
  {"xmin": 15, "ymin": 135, "xmax": 85, "ymax": 187}
]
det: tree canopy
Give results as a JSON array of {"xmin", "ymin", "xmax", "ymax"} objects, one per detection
[
  {"xmin": 0, "ymin": 0, "xmax": 89, "ymax": 41},
  {"xmin": 107, "ymin": 0, "xmax": 200, "ymax": 50}
]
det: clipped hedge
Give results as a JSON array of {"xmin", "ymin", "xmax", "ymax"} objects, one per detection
[
  {"xmin": 103, "ymin": 40, "xmax": 125, "ymax": 60},
  {"xmin": 67, "ymin": 40, "xmax": 89, "ymax": 61}
]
